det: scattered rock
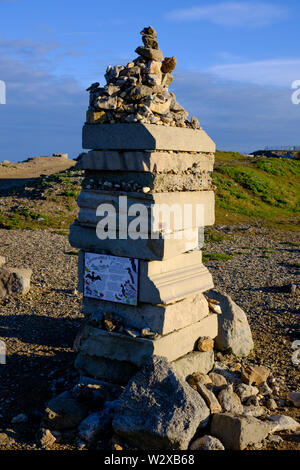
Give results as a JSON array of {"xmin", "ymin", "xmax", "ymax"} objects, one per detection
[
  {"xmin": 39, "ymin": 428, "xmax": 57, "ymax": 449},
  {"xmin": 205, "ymin": 290, "xmax": 254, "ymax": 357},
  {"xmin": 0, "ymin": 432, "xmax": 16, "ymax": 446},
  {"xmin": 190, "ymin": 435, "xmax": 224, "ymax": 451},
  {"xmin": 188, "ymin": 372, "xmax": 212, "ymax": 389},
  {"xmin": 211, "ymin": 413, "xmax": 271, "ymax": 450},
  {"xmin": 208, "ymin": 372, "xmax": 228, "ymax": 392},
  {"xmin": 0, "ymin": 256, "xmax": 5, "ymax": 267},
  {"xmin": 268, "ymin": 435, "xmax": 283, "ymax": 444},
  {"xmin": 112, "ymin": 356, "xmax": 210, "ymax": 450},
  {"xmin": 218, "ymin": 385, "xmax": 243, "ymax": 414},
  {"xmin": 242, "ymin": 365, "xmax": 270, "ymax": 386},
  {"xmin": 288, "ymin": 391, "xmax": 300, "ymax": 407},
  {"xmin": 11, "ymin": 413, "xmax": 28, "ymax": 424},
  {"xmin": 43, "ymin": 391, "xmax": 88, "ymax": 430},
  {"xmin": 196, "ymin": 384, "xmax": 222, "ymax": 414},
  {"xmin": 266, "ymin": 398, "xmax": 277, "ymax": 411},
  {"xmin": 197, "ymin": 336, "xmax": 214, "ymax": 352},
  {"xmin": 212, "ymin": 362, "xmax": 241, "ymax": 385},
  {"xmin": 242, "ymin": 405, "xmax": 266, "ymax": 417},
  {"xmin": 267, "ymin": 415, "xmax": 300, "ymax": 433},
  {"xmin": 258, "ymin": 381, "xmax": 273, "ymax": 396},
  {"xmin": 78, "ymin": 405, "xmax": 114, "ymax": 444},
  {"xmin": 236, "ymin": 384, "xmax": 259, "ymax": 403}
]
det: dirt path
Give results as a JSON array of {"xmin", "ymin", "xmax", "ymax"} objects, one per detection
[{"xmin": 0, "ymin": 157, "xmax": 76, "ymax": 190}]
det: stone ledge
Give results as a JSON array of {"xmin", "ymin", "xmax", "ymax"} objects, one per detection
[
  {"xmin": 69, "ymin": 222, "xmax": 199, "ymax": 261},
  {"xmin": 78, "ymin": 314, "xmax": 218, "ymax": 367},
  {"xmin": 80, "ymin": 150, "xmax": 215, "ymax": 173},
  {"xmin": 83, "ymin": 292, "xmax": 210, "ymax": 335},
  {"xmin": 82, "ymin": 123, "xmax": 216, "ymax": 152},
  {"xmin": 82, "ymin": 171, "xmax": 213, "ymax": 193},
  {"xmin": 77, "ymin": 190, "xmax": 215, "ymax": 230},
  {"xmin": 75, "ymin": 349, "xmax": 214, "ymax": 385}
]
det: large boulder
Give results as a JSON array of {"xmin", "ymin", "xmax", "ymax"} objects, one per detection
[
  {"xmin": 205, "ymin": 290, "xmax": 253, "ymax": 357},
  {"xmin": 112, "ymin": 356, "xmax": 210, "ymax": 450}
]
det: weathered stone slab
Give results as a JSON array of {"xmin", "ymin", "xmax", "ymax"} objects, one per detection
[
  {"xmin": 83, "ymin": 292, "xmax": 209, "ymax": 335},
  {"xmin": 78, "ymin": 314, "xmax": 218, "ymax": 367},
  {"xmin": 75, "ymin": 354, "xmax": 139, "ymax": 385},
  {"xmin": 172, "ymin": 350, "xmax": 214, "ymax": 380},
  {"xmin": 69, "ymin": 222, "xmax": 199, "ymax": 261},
  {"xmin": 82, "ymin": 123, "xmax": 216, "ymax": 152},
  {"xmin": 78, "ymin": 250, "xmax": 213, "ymax": 304},
  {"xmin": 77, "ymin": 190, "xmax": 215, "ymax": 230},
  {"xmin": 83, "ymin": 170, "xmax": 213, "ymax": 192},
  {"xmin": 0, "ymin": 268, "xmax": 32, "ymax": 297},
  {"xmin": 211, "ymin": 413, "xmax": 271, "ymax": 450},
  {"xmin": 112, "ymin": 356, "xmax": 210, "ymax": 450},
  {"xmin": 139, "ymin": 253, "xmax": 213, "ymax": 304},
  {"xmin": 80, "ymin": 150, "xmax": 215, "ymax": 173}
]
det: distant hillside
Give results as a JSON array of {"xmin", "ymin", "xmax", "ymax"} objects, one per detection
[
  {"xmin": 0, "ymin": 151, "xmax": 299, "ymax": 232},
  {"xmin": 214, "ymin": 151, "xmax": 300, "ymax": 230}
]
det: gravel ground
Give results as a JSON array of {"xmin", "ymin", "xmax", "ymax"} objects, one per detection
[
  {"xmin": 0, "ymin": 227, "xmax": 299, "ymax": 450},
  {"xmin": 0, "ymin": 229, "xmax": 83, "ymax": 450}
]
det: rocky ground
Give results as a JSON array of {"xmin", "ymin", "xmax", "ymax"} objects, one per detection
[{"xmin": 0, "ymin": 226, "xmax": 299, "ymax": 450}]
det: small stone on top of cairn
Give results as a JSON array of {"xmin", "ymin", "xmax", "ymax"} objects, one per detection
[{"xmin": 85, "ymin": 26, "xmax": 201, "ymax": 129}]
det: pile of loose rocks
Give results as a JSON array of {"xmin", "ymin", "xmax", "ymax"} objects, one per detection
[
  {"xmin": 36, "ymin": 292, "xmax": 299, "ymax": 451},
  {"xmin": 86, "ymin": 26, "xmax": 200, "ymax": 129},
  {"xmin": 38, "ymin": 348, "xmax": 300, "ymax": 451}
]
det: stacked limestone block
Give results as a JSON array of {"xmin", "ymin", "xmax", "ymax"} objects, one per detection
[{"xmin": 69, "ymin": 27, "xmax": 219, "ymax": 385}]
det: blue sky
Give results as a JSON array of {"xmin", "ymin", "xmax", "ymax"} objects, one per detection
[{"xmin": 0, "ymin": 0, "xmax": 299, "ymax": 161}]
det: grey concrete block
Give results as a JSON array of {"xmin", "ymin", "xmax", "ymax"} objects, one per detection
[
  {"xmin": 77, "ymin": 189, "xmax": 215, "ymax": 230},
  {"xmin": 80, "ymin": 150, "xmax": 215, "ymax": 173},
  {"xmin": 83, "ymin": 292, "xmax": 209, "ymax": 335},
  {"xmin": 82, "ymin": 123, "xmax": 216, "ymax": 152},
  {"xmin": 69, "ymin": 222, "xmax": 199, "ymax": 261}
]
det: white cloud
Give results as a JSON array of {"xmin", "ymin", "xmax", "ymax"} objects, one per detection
[
  {"xmin": 210, "ymin": 59, "xmax": 300, "ymax": 87},
  {"xmin": 166, "ymin": 2, "xmax": 287, "ymax": 28},
  {"xmin": 171, "ymin": 69, "xmax": 300, "ymax": 152}
]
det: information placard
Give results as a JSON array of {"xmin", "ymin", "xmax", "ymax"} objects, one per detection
[{"xmin": 84, "ymin": 253, "xmax": 138, "ymax": 306}]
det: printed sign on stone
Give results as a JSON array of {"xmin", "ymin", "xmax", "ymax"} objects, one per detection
[{"xmin": 84, "ymin": 252, "xmax": 138, "ymax": 306}]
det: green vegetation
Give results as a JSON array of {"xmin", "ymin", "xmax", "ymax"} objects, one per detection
[
  {"xmin": 214, "ymin": 151, "xmax": 300, "ymax": 229},
  {"xmin": 202, "ymin": 252, "xmax": 233, "ymax": 262},
  {"xmin": 0, "ymin": 167, "xmax": 82, "ymax": 230}
]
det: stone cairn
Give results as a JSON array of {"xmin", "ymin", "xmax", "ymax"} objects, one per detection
[{"xmin": 69, "ymin": 26, "xmax": 218, "ymax": 385}]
